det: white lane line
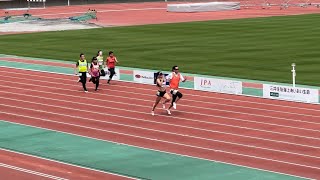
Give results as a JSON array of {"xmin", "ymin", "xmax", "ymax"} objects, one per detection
[
  {"xmin": 1, "ymin": 65, "xmax": 319, "ymax": 111},
  {"xmin": 1, "ymin": 112, "xmax": 320, "ymax": 172},
  {"xmin": 0, "ymin": 74, "xmax": 319, "ymax": 128},
  {"xmin": 1, "ymin": 95, "xmax": 319, "ymax": 141},
  {"xmin": 0, "ymin": 163, "xmax": 68, "ymax": 180},
  {"xmin": 0, "ymin": 96, "xmax": 319, "ymax": 160},
  {"xmin": 0, "ymin": 122, "xmax": 312, "ymax": 180},
  {"xmin": 0, "ymin": 88, "xmax": 319, "ymax": 134},
  {"xmin": 2, "ymin": 69, "xmax": 320, "ymax": 119},
  {"xmin": 0, "ymin": 85, "xmax": 320, "ymax": 149}
]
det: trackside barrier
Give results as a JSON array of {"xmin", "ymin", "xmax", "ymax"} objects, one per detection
[
  {"xmin": 194, "ymin": 76, "xmax": 242, "ymax": 95},
  {"xmin": 0, "ymin": 55, "xmax": 319, "ymax": 104},
  {"xmin": 124, "ymin": 68, "xmax": 320, "ymax": 105},
  {"xmin": 262, "ymin": 84, "xmax": 318, "ymax": 104}
]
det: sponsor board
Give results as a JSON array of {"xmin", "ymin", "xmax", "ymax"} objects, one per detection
[
  {"xmin": 263, "ymin": 84, "xmax": 318, "ymax": 103},
  {"xmin": 133, "ymin": 70, "xmax": 171, "ymax": 86},
  {"xmin": 133, "ymin": 70, "xmax": 155, "ymax": 84},
  {"xmin": 194, "ymin": 77, "xmax": 242, "ymax": 94}
]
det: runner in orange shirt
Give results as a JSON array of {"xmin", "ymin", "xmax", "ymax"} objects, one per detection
[
  {"xmin": 165, "ymin": 65, "xmax": 187, "ymax": 115},
  {"xmin": 106, "ymin": 51, "xmax": 119, "ymax": 84}
]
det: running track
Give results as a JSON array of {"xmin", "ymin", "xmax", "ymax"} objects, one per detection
[
  {"xmin": 0, "ymin": 149, "xmax": 132, "ymax": 180},
  {"xmin": 0, "ymin": 64, "xmax": 319, "ymax": 179}
]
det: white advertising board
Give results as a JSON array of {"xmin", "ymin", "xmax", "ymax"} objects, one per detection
[
  {"xmin": 194, "ymin": 77, "xmax": 242, "ymax": 94},
  {"xmin": 263, "ymin": 84, "xmax": 318, "ymax": 103}
]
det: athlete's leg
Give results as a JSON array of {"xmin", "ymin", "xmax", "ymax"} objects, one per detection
[
  {"xmin": 91, "ymin": 76, "xmax": 96, "ymax": 84},
  {"xmin": 162, "ymin": 93, "xmax": 171, "ymax": 109},
  {"xmin": 173, "ymin": 91, "xmax": 183, "ymax": 109},
  {"xmin": 107, "ymin": 68, "xmax": 115, "ymax": 84},
  {"xmin": 152, "ymin": 96, "xmax": 162, "ymax": 116},
  {"xmin": 95, "ymin": 76, "xmax": 100, "ymax": 91},
  {"xmin": 80, "ymin": 72, "xmax": 88, "ymax": 92},
  {"xmin": 168, "ymin": 90, "xmax": 177, "ymax": 110}
]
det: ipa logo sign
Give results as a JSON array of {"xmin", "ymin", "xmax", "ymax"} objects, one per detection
[
  {"xmin": 200, "ymin": 79, "xmax": 212, "ymax": 88},
  {"xmin": 194, "ymin": 77, "xmax": 242, "ymax": 94}
]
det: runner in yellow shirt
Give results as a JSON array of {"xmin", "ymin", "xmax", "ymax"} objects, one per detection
[{"xmin": 74, "ymin": 53, "xmax": 89, "ymax": 93}]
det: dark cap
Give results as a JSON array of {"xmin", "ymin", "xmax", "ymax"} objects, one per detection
[{"xmin": 172, "ymin": 65, "xmax": 179, "ymax": 71}]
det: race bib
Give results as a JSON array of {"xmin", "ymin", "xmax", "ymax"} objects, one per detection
[{"xmin": 92, "ymin": 71, "xmax": 99, "ymax": 77}]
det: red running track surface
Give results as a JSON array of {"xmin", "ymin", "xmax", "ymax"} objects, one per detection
[
  {"xmin": 0, "ymin": 67, "xmax": 319, "ymax": 179},
  {"xmin": 1, "ymin": 2, "xmax": 320, "ymax": 28},
  {"xmin": 0, "ymin": 149, "xmax": 133, "ymax": 180}
]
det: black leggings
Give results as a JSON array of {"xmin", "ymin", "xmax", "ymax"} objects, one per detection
[
  {"xmin": 91, "ymin": 76, "xmax": 100, "ymax": 90},
  {"xmin": 79, "ymin": 72, "xmax": 87, "ymax": 91},
  {"xmin": 171, "ymin": 90, "xmax": 183, "ymax": 104},
  {"xmin": 108, "ymin": 68, "xmax": 115, "ymax": 81}
]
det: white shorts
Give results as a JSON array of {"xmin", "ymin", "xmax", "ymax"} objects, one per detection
[{"xmin": 170, "ymin": 89, "xmax": 178, "ymax": 95}]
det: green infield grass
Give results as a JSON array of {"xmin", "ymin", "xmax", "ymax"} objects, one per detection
[{"xmin": 0, "ymin": 14, "xmax": 319, "ymax": 86}]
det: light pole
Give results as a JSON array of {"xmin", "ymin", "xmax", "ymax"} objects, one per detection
[{"xmin": 291, "ymin": 63, "xmax": 296, "ymax": 87}]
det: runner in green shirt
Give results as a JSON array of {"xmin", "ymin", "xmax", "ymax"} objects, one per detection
[{"xmin": 96, "ymin": 50, "xmax": 106, "ymax": 76}]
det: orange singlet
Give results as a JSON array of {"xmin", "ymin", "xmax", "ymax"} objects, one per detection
[
  {"xmin": 169, "ymin": 72, "xmax": 181, "ymax": 90},
  {"xmin": 107, "ymin": 56, "xmax": 116, "ymax": 68}
]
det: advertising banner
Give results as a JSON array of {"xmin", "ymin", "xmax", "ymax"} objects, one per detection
[
  {"xmin": 133, "ymin": 70, "xmax": 155, "ymax": 84},
  {"xmin": 194, "ymin": 77, "xmax": 242, "ymax": 94},
  {"xmin": 263, "ymin": 84, "xmax": 318, "ymax": 103}
]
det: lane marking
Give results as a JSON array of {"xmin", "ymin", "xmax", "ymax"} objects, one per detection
[
  {"xmin": 0, "ymin": 83, "xmax": 319, "ymax": 149},
  {"xmin": 1, "ymin": 65, "xmax": 319, "ymax": 110},
  {"xmin": 1, "ymin": 73, "xmax": 320, "ymax": 128},
  {"xmin": 0, "ymin": 96, "xmax": 319, "ymax": 159},
  {"xmin": 0, "ymin": 163, "xmax": 68, "ymax": 180},
  {"xmin": 0, "ymin": 123, "xmax": 312, "ymax": 180},
  {"xmin": 2, "ymin": 68, "xmax": 320, "ymax": 119},
  {"xmin": 0, "ymin": 115, "xmax": 320, "ymax": 179}
]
